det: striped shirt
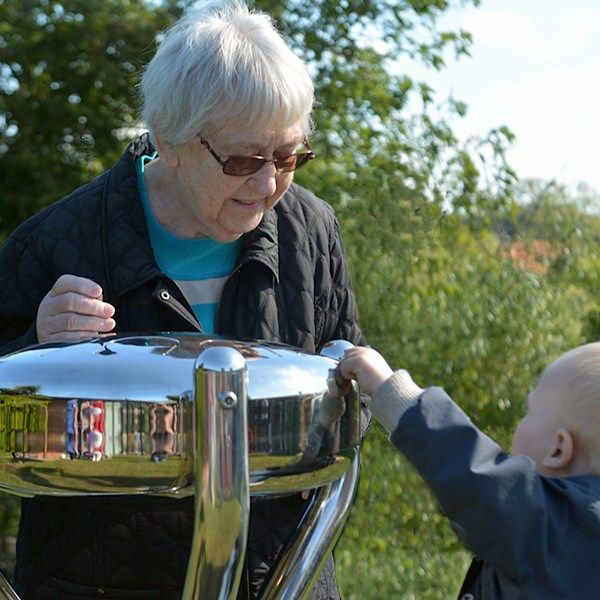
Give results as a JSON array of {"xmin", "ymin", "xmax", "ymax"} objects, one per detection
[{"xmin": 136, "ymin": 155, "xmax": 241, "ymax": 332}]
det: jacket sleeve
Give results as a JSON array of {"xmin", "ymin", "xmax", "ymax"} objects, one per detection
[
  {"xmin": 0, "ymin": 229, "xmax": 53, "ymax": 356},
  {"xmin": 389, "ymin": 386, "xmax": 596, "ymax": 583}
]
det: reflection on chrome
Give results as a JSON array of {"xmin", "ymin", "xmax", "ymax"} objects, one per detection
[
  {"xmin": 2, "ymin": 397, "xmax": 186, "ymax": 461},
  {"xmin": 0, "ymin": 393, "xmax": 194, "ymax": 496}
]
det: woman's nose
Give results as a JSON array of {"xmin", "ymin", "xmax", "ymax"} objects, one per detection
[{"xmin": 247, "ymin": 162, "xmax": 278, "ymax": 196}]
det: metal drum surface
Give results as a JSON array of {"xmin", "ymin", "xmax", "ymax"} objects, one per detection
[{"xmin": 0, "ymin": 334, "xmax": 360, "ymax": 497}]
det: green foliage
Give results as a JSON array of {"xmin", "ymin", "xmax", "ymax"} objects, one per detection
[
  {"xmin": 497, "ymin": 179, "xmax": 600, "ymax": 345},
  {"xmin": 0, "ymin": 0, "xmax": 178, "ymax": 236},
  {"xmin": 582, "ymin": 308, "xmax": 600, "ymax": 343}
]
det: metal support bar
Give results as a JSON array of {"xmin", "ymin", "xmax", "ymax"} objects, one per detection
[
  {"xmin": 0, "ymin": 571, "xmax": 20, "ymax": 600},
  {"xmin": 182, "ymin": 345, "xmax": 249, "ymax": 600},
  {"xmin": 260, "ymin": 454, "xmax": 361, "ymax": 599}
]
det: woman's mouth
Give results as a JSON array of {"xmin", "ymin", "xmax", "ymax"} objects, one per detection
[{"xmin": 233, "ymin": 198, "xmax": 263, "ymax": 208}]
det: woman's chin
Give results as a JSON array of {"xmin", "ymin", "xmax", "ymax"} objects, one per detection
[{"xmin": 212, "ymin": 221, "xmax": 259, "ymax": 243}]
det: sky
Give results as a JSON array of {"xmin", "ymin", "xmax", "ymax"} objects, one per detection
[{"xmin": 404, "ymin": 0, "xmax": 600, "ymax": 193}]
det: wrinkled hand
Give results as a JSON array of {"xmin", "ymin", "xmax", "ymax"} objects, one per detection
[
  {"xmin": 335, "ymin": 347, "xmax": 393, "ymax": 397},
  {"xmin": 36, "ymin": 274, "xmax": 116, "ymax": 343}
]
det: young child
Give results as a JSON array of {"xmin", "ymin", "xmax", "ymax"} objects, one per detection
[{"xmin": 336, "ymin": 342, "xmax": 600, "ymax": 599}]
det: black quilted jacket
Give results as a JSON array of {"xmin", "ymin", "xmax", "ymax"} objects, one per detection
[{"xmin": 0, "ymin": 135, "xmax": 367, "ymax": 599}]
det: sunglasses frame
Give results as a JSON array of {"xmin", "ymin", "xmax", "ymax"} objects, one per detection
[{"xmin": 198, "ymin": 136, "xmax": 315, "ymax": 176}]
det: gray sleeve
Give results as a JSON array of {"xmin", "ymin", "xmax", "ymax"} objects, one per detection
[{"xmin": 370, "ymin": 369, "xmax": 423, "ymax": 432}]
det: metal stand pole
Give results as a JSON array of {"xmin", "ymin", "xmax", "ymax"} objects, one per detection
[
  {"xmin": 0, "ymin": 571, "xmax": 20, "ymax": 600},
  {"xmin": 182, "ymin": 345, "xmax": 249, "ymax": 600}
]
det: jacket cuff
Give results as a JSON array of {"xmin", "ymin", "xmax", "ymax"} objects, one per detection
[{"xmin": 370, "ymin": 370, "xmax": 424, "ymax": 433}]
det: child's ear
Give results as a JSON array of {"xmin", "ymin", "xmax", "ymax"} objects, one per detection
[
  {"xmin": 542, "ymin": 428, "xmax": 574, "ymax": 471},
  {"xmin": 153, "ymin": 134, "xmax": 180, "ymax": 168}
]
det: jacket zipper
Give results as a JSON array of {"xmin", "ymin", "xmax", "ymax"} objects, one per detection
[{"xmin": 153, "ymin": 285, "xmax": 203, "ymax": 332}]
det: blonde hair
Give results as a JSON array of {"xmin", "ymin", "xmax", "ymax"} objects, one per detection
[
  {"xmin": 545, "ymin": 342, "xmax": 600, "ymax": 473},
  {"xmin": 140, "ymin": 0, "xmax": 314, "ymax": 145}
]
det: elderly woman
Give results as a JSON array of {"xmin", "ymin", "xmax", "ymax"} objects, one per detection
[{"xmin": 0, "ymin": 1, "xmax": 366, "ymax": 599}]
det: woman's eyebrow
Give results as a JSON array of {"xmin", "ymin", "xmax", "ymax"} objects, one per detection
[
  {"xmin": 217, "ymin": 142, "xmax": 256, "ymax": 154},
  {"xmin": 275, "ymin": 142, "xmax": 300, "ymax": 154},
  {"xmin": 225, "ymin": 136, "xmax": 302, "ymax": 154}
]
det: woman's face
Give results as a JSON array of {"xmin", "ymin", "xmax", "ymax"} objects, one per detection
[{"xmin": 158, "ymin": 121, "xmax": 304, "ymax": 241}]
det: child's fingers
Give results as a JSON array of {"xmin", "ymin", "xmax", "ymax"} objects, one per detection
[{"xmin": 332, "ymin": 364, "xmax": 349, "ymax": 387}]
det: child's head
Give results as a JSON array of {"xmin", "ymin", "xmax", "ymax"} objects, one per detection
[{"xmin": 511, "ymin": 342, "xmax": 600, "ymax": 477}]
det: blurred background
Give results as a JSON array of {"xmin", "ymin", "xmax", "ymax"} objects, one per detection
[{"xmin": 1, "ymin": 0, "xmax": 598, "ymax": 597}]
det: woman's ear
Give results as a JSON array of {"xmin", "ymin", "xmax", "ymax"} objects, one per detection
[
  {"xmin": 542, "ymin": 428, "xmax": 574, "ymax": 471},
  {"xmin": 153, "ymin": 134, "xmax": 180, "ymax": 168}
]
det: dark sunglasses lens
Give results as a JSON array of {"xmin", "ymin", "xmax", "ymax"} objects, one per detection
[
  {"xmin": 274, "ymin": 154, "xmax": 299, "ymax": 173},
  {"xmin": 222, "ymin": 150, "xmax": 314, "ymax": 176},
  {"xmin": 223, "ymin": 156, "xmax": 265, "ymax": 176},
  {"xmin": 291, "ymin": 152, "xmax": 312, "ymax": 171}
]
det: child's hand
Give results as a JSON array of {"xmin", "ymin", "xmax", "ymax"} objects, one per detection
[{"xmin": 335, "ymin": 347, "xmax": 394, "ymax": 396}]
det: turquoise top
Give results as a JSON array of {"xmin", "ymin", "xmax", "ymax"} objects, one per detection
[{"xmin": 136, "ymin": 155, "xmax": 241, "ymax": 333}]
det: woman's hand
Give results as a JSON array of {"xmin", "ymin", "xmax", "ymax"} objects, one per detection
[{"xmin": 36, "ymin": 274, "xmax": 116, "ymax": 343}]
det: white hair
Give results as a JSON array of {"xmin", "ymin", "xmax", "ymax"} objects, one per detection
[
  {"xmin": 140, "ymin": 0, "xmax": 314, "ymax": 145},
  {"xmin": 546, "ymin": 341, "xmax": 600, "ymax": 472}
]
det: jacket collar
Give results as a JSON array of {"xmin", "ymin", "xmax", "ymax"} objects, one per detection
[{"xmin": 102, "ymin": 134, "xmax": 279, "ymax": 298}]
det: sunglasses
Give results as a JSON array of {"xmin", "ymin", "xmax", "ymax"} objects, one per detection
[{"xmin": 199, "ymin": 137, "xmax": 315, "ymax": 176}]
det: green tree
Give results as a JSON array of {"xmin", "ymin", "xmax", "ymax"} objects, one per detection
[
  {"xmin": 497, "ymin": 179, "xmax": 600, "ymax": 344},
  {"xmin": 0, "ymin": 0, "xmax": 179, "ymax": 237},
  {"xmin": 268, "ymin": 0, "xmax": 517, "ymax": 219}
]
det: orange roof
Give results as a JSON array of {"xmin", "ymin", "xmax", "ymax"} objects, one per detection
[{"xmin": 503, "ymin": 240, "xmax": 561, "ymax": 274}]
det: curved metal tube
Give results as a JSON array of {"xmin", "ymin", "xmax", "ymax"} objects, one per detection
[
  {"xmin": 0, "ymin": 572, "xmax": 20, "ymax": 600},
  {"xmin": 260, "ymin": 454, "xmax": 361, "ymax": 599},
  {"xmin": 259, "ymin": 339, "xmax": 360, "ymax": 599},
  {"xmin": 182, "ymin": 346, "xmax": 249, "ymax": 600}
]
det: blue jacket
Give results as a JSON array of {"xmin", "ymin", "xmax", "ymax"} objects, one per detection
[{"xmin": 381, "ymin": 383, "xmax": 600, "ymax": 599}]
